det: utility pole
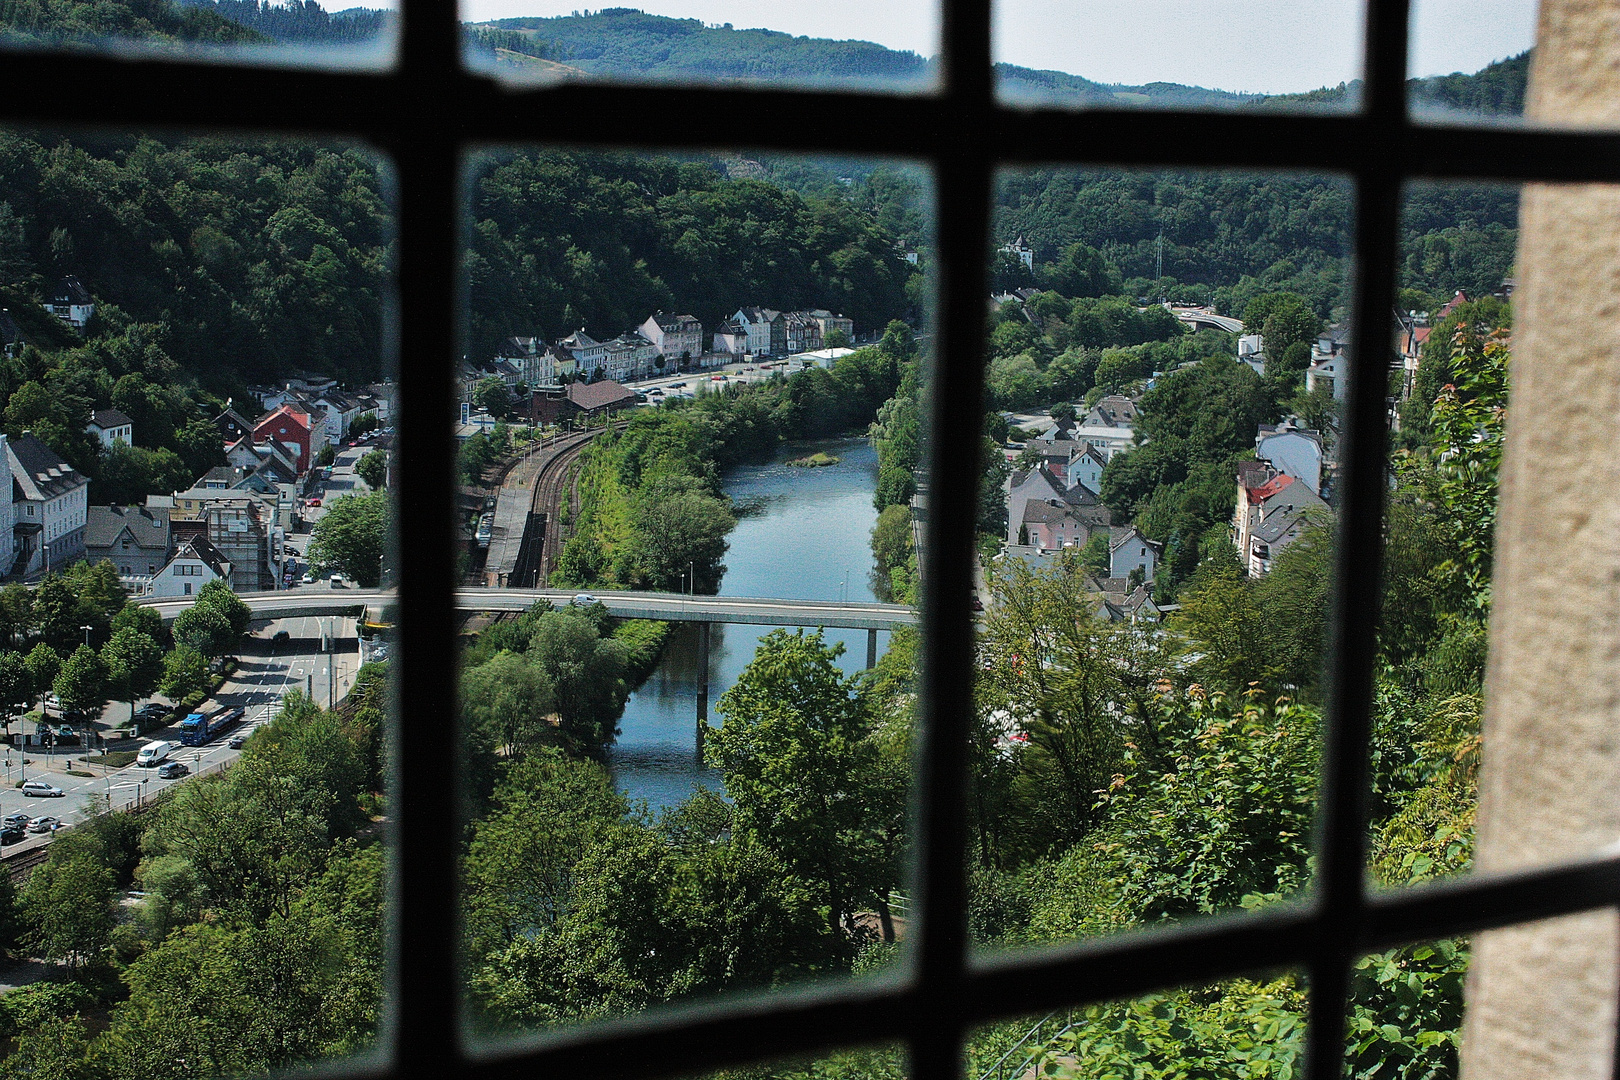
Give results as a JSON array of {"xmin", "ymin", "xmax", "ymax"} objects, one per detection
[
  {"xmin": 1155, "ymin": 231, "xmax": 1164, "ymax": 283},
  {"xmin": 327, "ymin": 618, "xmax": 334, "ymax": 711}
]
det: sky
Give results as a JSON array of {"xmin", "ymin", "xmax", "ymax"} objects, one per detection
[{"xmin": 456, "ymin": 0, "xmax": 1539, "ymax": 94}]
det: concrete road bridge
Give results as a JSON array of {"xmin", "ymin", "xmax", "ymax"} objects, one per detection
[{"xmin": 137, "ymin": 587, "xmax": 917, "ymax": 727}]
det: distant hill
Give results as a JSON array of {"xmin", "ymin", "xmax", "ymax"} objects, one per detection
[
  {"xmin": 472, "ymin": 9, "xmax": 1258, "ymax": 107},
  {"xmin": 174, "ymin": 0, "xmax": 387, "ymax": 45},
  {"xmin": 0, "ymin": 0, "xmax": 265, "ymax": 47}
]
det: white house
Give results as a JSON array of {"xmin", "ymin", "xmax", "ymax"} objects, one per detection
[
  {"xmin": 601, "ymin": 332, "xmax": 660, "ymax": 382},
  {"xmin": 86, "ymin": 409, "xmax": 134, "ymax": 449},
  {"xmin": 1109, "ymin": 526, "xmax": 1162, "ymax": 583},
  {"xmin": 1233, "ymin": 461, "xmax": 1332, "ymax": 577},
  {"xmin": 640, "ymin": 313, "xmax": 703, "ymax": 363},
  {"xmin": 1066, "ymin": 442, "xmax": 1107, "ymax": 493},
  {"xmin": 9, "ymin": 434, "xmax": 86, "ymax": 577},
  {"xmin": 558, "ymin": 329, "xmax": 609, "ymax": 378},
  {"xmin": 733, "ymin": 308, "xmax": 786, "ymax": 356},
  {"xmin": 1256, "ymin": 422, "xmax": 1325, "ymax": 495},
  {"xmin": 712, "ymin": 320, "xmax": 748, "ymax": 357},
  {"xmin": 148, "ymin": 537, "xmax": 231, "ymax": 598},
  {"xmin": 49, "ymin": 276, "xmax": 94, "ymax": 331}
]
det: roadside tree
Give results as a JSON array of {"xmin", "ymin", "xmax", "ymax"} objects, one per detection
[
  {"xmin": 309, "ymin": 491, "xmax": 389, "ymax": 588},
  {"xmin": 0, "ymin": 652, "xmax": 30, "ymax": 736},
  {"xmin": 102, "ymin": 627, "xmax": 165, "ymax": 724},
  {"xmin": 53, "ymin": 644, "xmax": 107, "ymax": 717},
  {"xmin": 173, "ymin": 603, "xmax": 233, "ymax": 659},
  {"xmin": 20, "ymin": 852, "xmax": 115, "ymax": 970},
  {"xmin": 160, "ymin": 647, "xmax": 209, "ymax": 704},
  {"xmin": 195, "ymin": 579, "xmax": 252, "ymax": 641},
  {"xmin": 355, "ymin": 448, "xmax": 387, "ymax": 491},
  {"xmin": 23, "ymin": 643, "xmax": 59, "ymax": 711}
]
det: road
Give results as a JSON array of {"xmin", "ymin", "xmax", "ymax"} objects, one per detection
[
  {"xmin": 140, "ymin": 586, "xmax": 916, "ymax": 630},
  {"xmin": 0, "ymin": 614, "xmax": 360, "ymax": 858},
  {"xmin": 290, "ymin": 439, "xmax": 380, "ymax": 579}
]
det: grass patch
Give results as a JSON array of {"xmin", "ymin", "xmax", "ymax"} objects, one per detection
[
  {"xmin": 84, "ymin": 751, "xmax": 137, "ymax": 768},
  {"xmin": 64, "ymin": 770, "xmax": 93, "ymax": 778}
]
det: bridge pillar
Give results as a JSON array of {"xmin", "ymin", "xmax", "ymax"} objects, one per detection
[
  {"xmin": 866, "ymin": 627, "xmax": 878, "ymax": 670},
  {"xmin": 695, "ymin": 621, "xmax": 710, "ymax": 758}
]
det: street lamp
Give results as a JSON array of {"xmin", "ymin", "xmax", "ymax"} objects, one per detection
[{"xmin": 80, "ymin": 624, "xmax": 91, "ymax": 647}]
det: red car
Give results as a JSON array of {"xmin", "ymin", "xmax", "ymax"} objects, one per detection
[{"xmin": 307, "ymin": 497, "xmax": 322, "ymax": 507}]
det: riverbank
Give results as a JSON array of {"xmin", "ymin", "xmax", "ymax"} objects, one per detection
[{"xmin": 608, "ymin": 436, "xmax": 887, "ymax": 811}]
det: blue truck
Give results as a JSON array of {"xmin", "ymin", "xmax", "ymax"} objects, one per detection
[{"xmin": 178, "ymin": 707, "xmax": 244, "ymax": 747}]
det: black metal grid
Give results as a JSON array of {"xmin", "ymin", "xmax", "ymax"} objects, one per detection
[{"xmin": 2, "ymin": 0, "xmax": 1617, "ymax": 1076}]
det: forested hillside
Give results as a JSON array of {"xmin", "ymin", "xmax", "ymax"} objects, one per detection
[
  {"xmin": 993, "ymin": 173, "xmax": 1519, "ymax": 319},
  {"xmin": 0, "ymin": 0, "xmax": 262, "ymax": 46},
  {"xmin": 465, "ymin": 151, "xmax": 919, "ymax": 360}
]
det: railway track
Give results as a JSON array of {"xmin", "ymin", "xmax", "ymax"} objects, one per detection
[{"xmin": 531, "ymin": 430, "xmax": 599, "ymax": 580}]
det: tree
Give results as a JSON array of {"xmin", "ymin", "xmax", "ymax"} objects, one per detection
[
  {"xmin": 526, "ymin": 611, "xmax": 629, "ymax": 750},
  {"xmin": 102, "ymin": 627, "xmax": 164, "ymax": 723},
  {"xmin": 23, "ymin": 644, "xmax": 59, "ymax": 711},
  {"xmin": 316, "ymin": 442, "xmax": 336, "ymax": 467},
  {"xmin": 21, "ymin": 852, "xmax": 115, "ymax": 970},
  {"xmin": 160, "ymin": 647, "xmax": 209, "ymax": 704},
  {"xmin": 474, "ymin": 376, "xmax": 512, "ymax": 418},
  {"xmin": 824, "ymin": 328, "xmax": 852, "ymax": 350},
  {"xmin": 355, "ymin": 448, "xmax": 387, "ymax": 491},
  {"xmin": 309, "ymin": 491, "xmax": 390, "ymax": 588},
  {"xmin": 0, "ymin": 584, "xmax": 33, "ymax": 647},
  {"xmin": 0, "ymin": 652, "xmax": 30, "ymax": 734},
  {"xmin": 461, "ymin": 651, "xmax": 556, "ymax": 765},
  {"xmin": 111, "ymin": 602, "xmax": 165, "ymax": 643},
  {"xmin": 52, "ymin": 644, "xmax": 106, "ymax": 717},
  {"xmin": 172, "ymin": 602, "xmax": 233, "ymax": 659},
  {"xmin": 707, "ymin": 629, "xmax": 901, "ymax": 946},
  {"xmin": 30, "ymin": 575, "xmax": 81, "ymax": 651},
  {"xmin": 195, "ymin": 579, "xmax": 251, "ymax": 641}
]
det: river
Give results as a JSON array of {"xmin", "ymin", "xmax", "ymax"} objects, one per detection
[{"xmin": 606, "ymin": 436, "xmax": 889, "ymax": 814}]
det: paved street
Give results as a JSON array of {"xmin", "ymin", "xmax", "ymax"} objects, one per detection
[{"xmin": 0, "ymin": 615, "xmax": 360, "ymax": 857}]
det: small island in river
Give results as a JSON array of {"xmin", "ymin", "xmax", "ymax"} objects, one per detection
[{"xmin": 786, "ymin": 451, "xmax": 841, "ymax": 468}]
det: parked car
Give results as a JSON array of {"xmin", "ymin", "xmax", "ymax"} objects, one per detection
[
  {"xmin": 134, "ymin": 703, "xmax": 168, "ymax": 722},
  {"xmin": 26, "ymin": 817, "xmax": 59, "ymax": 833},
  {"xmin": 301, "ymin": 572, "xmax": 316, "ymax": 584},
  {"xmin": 156, "ymin": 761, "xmax": 189, "ymax": 780},
  {"xmin": 330, "ymin": 574, "xmax": 346, "ymax": 589},
  {"xmin": 272, "ymin": 630, "xmax": 290, "ymax": 644},
  {"xmin": 0, "ymin": 825, "xmax": 24, "ymax": 845},
  {"xmin": 227, "ymin": 734, "xmax": 247, "ymax": 750},
  {"xmin": 20, "ymin": 780, "xmax": 62, "ymax": 798},
  {"xmin": 5, "ymin": 812, "xmax": 32, "ymax": 829}
]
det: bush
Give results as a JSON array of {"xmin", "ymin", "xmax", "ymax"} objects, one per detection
[{"xmin": 0, "ymin": 981, "xmax": 95, "ymax": 1038}]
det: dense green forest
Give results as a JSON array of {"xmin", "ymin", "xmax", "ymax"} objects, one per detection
[{"xmin": 465, "ymin": 151, "xmax": 920, "ymax": 361}]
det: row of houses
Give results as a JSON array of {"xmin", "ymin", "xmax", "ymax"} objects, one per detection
[{"xmin": 463, "ymin": 307, "xmax": 857, "ymax": 399}]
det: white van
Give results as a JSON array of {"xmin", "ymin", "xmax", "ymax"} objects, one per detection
[{"xmin": 136, "ymin": 740, "xmax": 173, "ymax": 768}]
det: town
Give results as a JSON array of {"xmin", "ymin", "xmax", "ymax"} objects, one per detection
[{"xmin": 0, "ymin": 1, "xmax": 1533, "ymax": 1075}]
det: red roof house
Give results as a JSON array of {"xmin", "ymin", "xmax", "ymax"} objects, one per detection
[{"xmin": 252, "ymin": 404, "xmax": 312, "ymax": 473}]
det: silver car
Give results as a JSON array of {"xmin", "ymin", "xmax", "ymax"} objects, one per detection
[{"xmin": 20, "ymin": 779, "xmax": 63, "ymax": 798}]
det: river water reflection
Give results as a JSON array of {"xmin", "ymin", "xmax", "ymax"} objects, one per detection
[{"xmin": 607, "ymin": 436, "xmax": 890, "ymax": 813}]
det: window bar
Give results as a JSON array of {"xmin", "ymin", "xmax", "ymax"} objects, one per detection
[
  {"xmin": 390, "ymin": 0, "xmax": 465, "ymax": 1072},
  {"xmin": 1304, "ymin": 0, "xmax": 1409, "ymax": 1075},
  {"xmin": 908, "ymin": 0, "xmax": 997, "ymax": 1071}
]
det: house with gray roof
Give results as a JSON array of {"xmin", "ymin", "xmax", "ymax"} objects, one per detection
[
  {"xmin": 148, "ymin": 536, "xmax": 231, "ymax": 599},
  {"xmin": 85, "ymin": 504, "xmax": 171, "ymax": 587},
  {"xmin": 86, "ymin": 408, "xmax": 134, "ymax": 449},
  {"xmin": 9, "ymin": 433, "xmax": 86, "ymax": 577}
]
